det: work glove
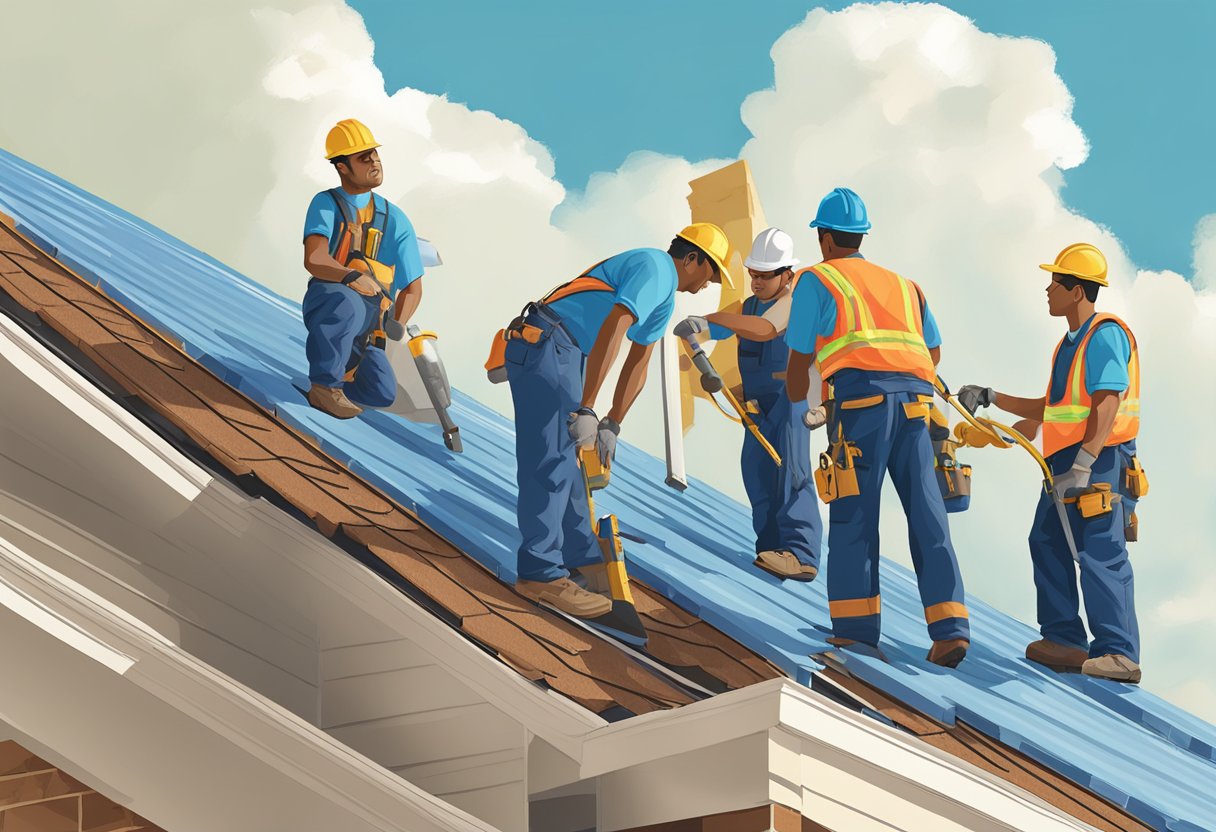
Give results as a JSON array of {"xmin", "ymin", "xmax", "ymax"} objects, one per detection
[
  {"xmin": 803, "ymin": 405, "xmax": 828, "ymax": 430},
  {"xmin": 383, "ymin": 318, "xmax": 406, "ymax": 341},
  {"xmin": 673, "ymin": 316, "xmax": 709, "ymax": 339},
  {"xmin": 597, "ymin": 417, "xmax": 620, "ymax": 466},
  {"xmin": 567, "ymin": 407, "xmax": 599, "ymax": 448},
  {"xmin": 957, "ymin": 384, "xmax": 995, "ymax": 414},
  {"xmin": 1053, "ymin": 448, "xmax": 1096, "ymax": 497}
]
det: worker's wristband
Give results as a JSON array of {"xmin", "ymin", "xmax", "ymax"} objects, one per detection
[
  {"xmin": 576, "ymin": 406, "xmax": 597, "ymax": 419},
  {"xmin": 599, "ymin": 417, "xmax": 621, "ymax": 435},
  {"xmin": 341, "ymin": 270, "xmax": 363, "ymax": 285}
]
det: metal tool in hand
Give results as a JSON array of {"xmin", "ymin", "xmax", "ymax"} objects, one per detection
[{"xmin": 676, "ymin": 334, "xmax": 782, "ymax": 467}]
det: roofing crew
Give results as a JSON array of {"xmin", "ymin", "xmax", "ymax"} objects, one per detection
[
  {"xmin": 490, "ymin": 225, "xmax": 732, "ymax": 619},
  {"xmin": 959, "ymin": 243, "xmax": 1144, "ymax": 683},
  {"xmin": 785, "ymin": 188, "xmax": 970, "ymax": 668},
  {"xmin": 302, "ymin": 119, "xmax": 425, "ymax": 419},
  {"xmin": 675, "ymin": 228, "xmax": 822, "ymax": 582}
]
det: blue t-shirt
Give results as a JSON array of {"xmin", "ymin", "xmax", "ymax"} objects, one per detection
[
  {"xmin": 303, "ymin": 189, "xmax": 425, "ymax": 295},
  {"xmin": 785, "ymin": 254, "xmax": 941, "ymax": 397},
  {"xmin": 1048, "ymin": 315, "xmax": 1131, "ymax": 404},
  {"xmin": 546, "ymin": 249, "xmax": 677, "ymax": 355}
]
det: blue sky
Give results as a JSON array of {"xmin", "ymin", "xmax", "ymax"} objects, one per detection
[{"xmin": 349, "ymin": 0, "xmax": 1214, "ymax": 277}]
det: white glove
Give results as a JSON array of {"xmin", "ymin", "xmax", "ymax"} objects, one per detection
[
  {"xmin": 567, "ymin": 407, "xmax": 599, "ymax": 448},
  {"xmin": 1054, "ymin": 448, "xmax": 1096, "ymax": 497},
  {"xmin": 597, "ymin": 418, "xmax": 620, "ymax": 465},
  {"xmin": 803, "ymin": 405, "xmax": 828, "ymax": 430},
  {"xmin": 673, "ymin": 316, "xmax": 710, "ymax": 338}
]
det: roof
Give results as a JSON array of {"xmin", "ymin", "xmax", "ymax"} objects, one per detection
[{"xmin": 0, "ymin": 148, "xmax": 1213, "ymax": 831}]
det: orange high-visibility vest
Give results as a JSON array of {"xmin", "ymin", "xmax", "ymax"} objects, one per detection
[
  {"xmin": 806, "ymin": 258, "xmax": 935, "ymax": 385},
  {"xmin": 1041, "ymin": 313, "xmax": 1141, "ymax": 458}
]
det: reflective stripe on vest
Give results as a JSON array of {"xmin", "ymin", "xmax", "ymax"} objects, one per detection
[
  {"xmin": 808, "ymin": 259, "xmax": 935, "ymax": 384},
  {"xmin": 539, "ymin": 260, "xmax": 612, "ymax": 305},
  {"xmin": 1041, "ymin": 313, "xmax": 1140, "ymax": 458}
]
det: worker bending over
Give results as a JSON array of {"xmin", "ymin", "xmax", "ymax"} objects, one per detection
[
  {"xmin": 500, "ymin": 225, "xmax": 733, "ymax": 618},
  {"xmin": 676, "ymin": 228, "xmax": 822, "ymax": 582},
  {"xmin": 785, "ymin": 188, "xmax": 969, "ymax": 668},
  {"xmin": 302, "ymin": 119, "xmax": 425, "ymax": 419},
  {"xmin": 959, "ymin": 244, "xmax": 1143, "ymax": 683}
]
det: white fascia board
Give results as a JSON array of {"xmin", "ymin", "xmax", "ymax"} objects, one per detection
[
  {"xmin": 581, "ymin": 679, "xmax": 1097, "ymax": 832},
  {"xmin": 2, "ymin": 312, "xmax": 603, "ymax": 756},
  {"xmin": 0, "ymin": 314, "xmax": 208, "ymax": 501},
  {"xmin": 0, "ymin": 532, "xmax": 495, "ymax": 832}
]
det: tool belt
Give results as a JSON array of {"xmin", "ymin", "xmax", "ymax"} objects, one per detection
[
  {"xmin": 1063, "ymin": 482, "xmax": 1121, "ymax": 519},
  {"xmin": 815, "ymin": 416, "xmax": 862, "ymax": 503},
  {"xmin": 934, "ymin": 439, "xmax": 972, "ymax": 514},
  {"xmin": 485, "ymin": 303, "xmax": 566, "ymax": 383}
]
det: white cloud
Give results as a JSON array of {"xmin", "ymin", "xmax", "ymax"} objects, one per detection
[{"xmin": 0, "ymin": 1, "xmax": 1212, "ymax": 721}]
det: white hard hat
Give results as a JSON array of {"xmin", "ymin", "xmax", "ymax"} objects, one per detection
[{"xmin": 743, "ymin": 227, "xmax": 799, "ymax": 271}]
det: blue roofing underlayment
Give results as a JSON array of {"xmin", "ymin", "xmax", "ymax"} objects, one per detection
[{"xmin": 1, "ymin": 149, "xmax": 1212, "ymax": 831}]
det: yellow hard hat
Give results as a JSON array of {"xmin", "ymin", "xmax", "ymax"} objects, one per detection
[
  {"xmin": 1039, "ymin": 242, "xmax": 1108, "ymax": 286},
  {"xmin": 325, "ymin": 118, "xmax": 381, "ymax": 160},
  {"xmin": 676, "ymin": 223, "xmax": 734, "ymax": 288}
]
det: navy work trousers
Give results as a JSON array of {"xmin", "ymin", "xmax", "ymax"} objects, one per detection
[
  {"xmin": 827, "ymin": 391, "xmax": 969, "ymax": 646},
  {"xmin": 506, "ymin": 311, "xmax": 601, "ymax": 582},
  {"xmin": 302, "ymin": 280, "xmax": 396, "ymax": 407}
]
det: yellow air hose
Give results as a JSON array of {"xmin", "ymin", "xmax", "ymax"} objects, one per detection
[{"xmin": 934, "ymin": 377, "xmax": 1054, "ymax": 488}]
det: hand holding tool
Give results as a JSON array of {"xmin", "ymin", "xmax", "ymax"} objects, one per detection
[
  {"xmin": 568, "ymin": 407, "xmax": 599, "ymax": 447},
  {"xmin": 957, "ymin": 384, "xmax": 995, "ymax": 414},
  {"xmin": 597, "ymin": 417, "xmax": 620, "ymax": 466}
]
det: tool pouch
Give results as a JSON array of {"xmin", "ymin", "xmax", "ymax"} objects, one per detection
[
  {"xmin": 485, "ymin": 329, "xmax": 509, "ymax": 384},
  {"xmin": 815, "ymin": 424, "xmax": 861, "ymax": 503},
  {"xmin": 1124, "ymin": 456, "xmax": 1150, "ymax": 499},
  {"xmin": 1125, "ymin": 511, "xmax": 1139, "ymax": 543},
  {"xmin": 1069, "ymin": 483, "xmax": 1121, "ymax": 519},
  {"xmin": 934, "ymin": 440, "xmax": 972, "ymax": 514}
]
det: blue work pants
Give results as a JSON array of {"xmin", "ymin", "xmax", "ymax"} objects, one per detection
[
  {"xmin": 827, "ymin": 391, "xmax": 969, "ymax": 645},
  {"xmin": 1028, "ymin": 443, "xmax": 1140, "ymax": 662},
  {"xmin": 742, "ymin": 395, "xmax": 822, "ymax": 568},
  {"xmin": 506, "ymin": 311, "xmax": 601, "ymax": 582},
  {"xmin": 302, "ymin": 280, "xmax": 396, "ymax": 407}
]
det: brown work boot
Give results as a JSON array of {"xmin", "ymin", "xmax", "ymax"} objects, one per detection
[
  {"xmin": 1082, "ymin": 654, "xmax": 1141, "ymax": 684},
  {"xmin": 307, "ymin": 384, "xmax": 362, "ymax": 419},
  {"xmin": 516, "ymin": 576, "xmax": 612, "ymax": 619},
  {"xmin": 1025, "ymin": 639, "xmax": 1089, "ymax": 673},
  {"xmin": 927, "ymin": 638, "xmax": 969, "ymax": 668},
  {"xmin": 754, "ymin": 550, "xmax": 818, "ymax": 582},
  {"xmin": 574, "ymin": 563, "xmax": 612, "ymax": 595}
]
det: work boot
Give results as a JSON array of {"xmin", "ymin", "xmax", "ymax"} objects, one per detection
[
  {"xmin": 515, "ymin": 576, "xmax": 612, "ymax": 619},
  {"xmin": 573, "ymin": 563, "xmax": 612, "ymax": 595},
  {"xmin": 927, "ymin": 638, "xmax": 969, "ymax": 668},
  {"xmin": 1025, "ymin": 639, "xmax": 1089, "ymax": 673},
  {"xmin": 1082, "ymin": 654, "xmax": 1141, "ymax": 684},
  {"xmin": 825, "ymin": 636, "xmax": 887, "ymax": 662},
  {"xmin": 307, "ymin": 384, "xmax": 362, "ymax": 419},
  {"xmin": 753, "ymin": 550, "xmax": 818, "ymax": 582}
]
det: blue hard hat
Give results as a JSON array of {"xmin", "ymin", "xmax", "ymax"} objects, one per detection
[{"xmin": 809, "ymin": 187, "xmax": 871, "ymax": 233}]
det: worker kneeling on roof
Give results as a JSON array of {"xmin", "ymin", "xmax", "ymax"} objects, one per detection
[
  {"xmin": 301, "ymin": 119, "xmax": 426, "ymax": 419},
  {"xmin": 499, "ymin": 225, "xmax": 732, "ymax": 619},
  {"xmin": 785, "ymin": 188, "xmax": 970, "ymax": 668},
  {"xmin": 959, "ymin": 244, "xmax": 1144, "ymax": 683},
  {"xmin": 676, "ymin": 228, "xmax": 823, "ymax": 583}
]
